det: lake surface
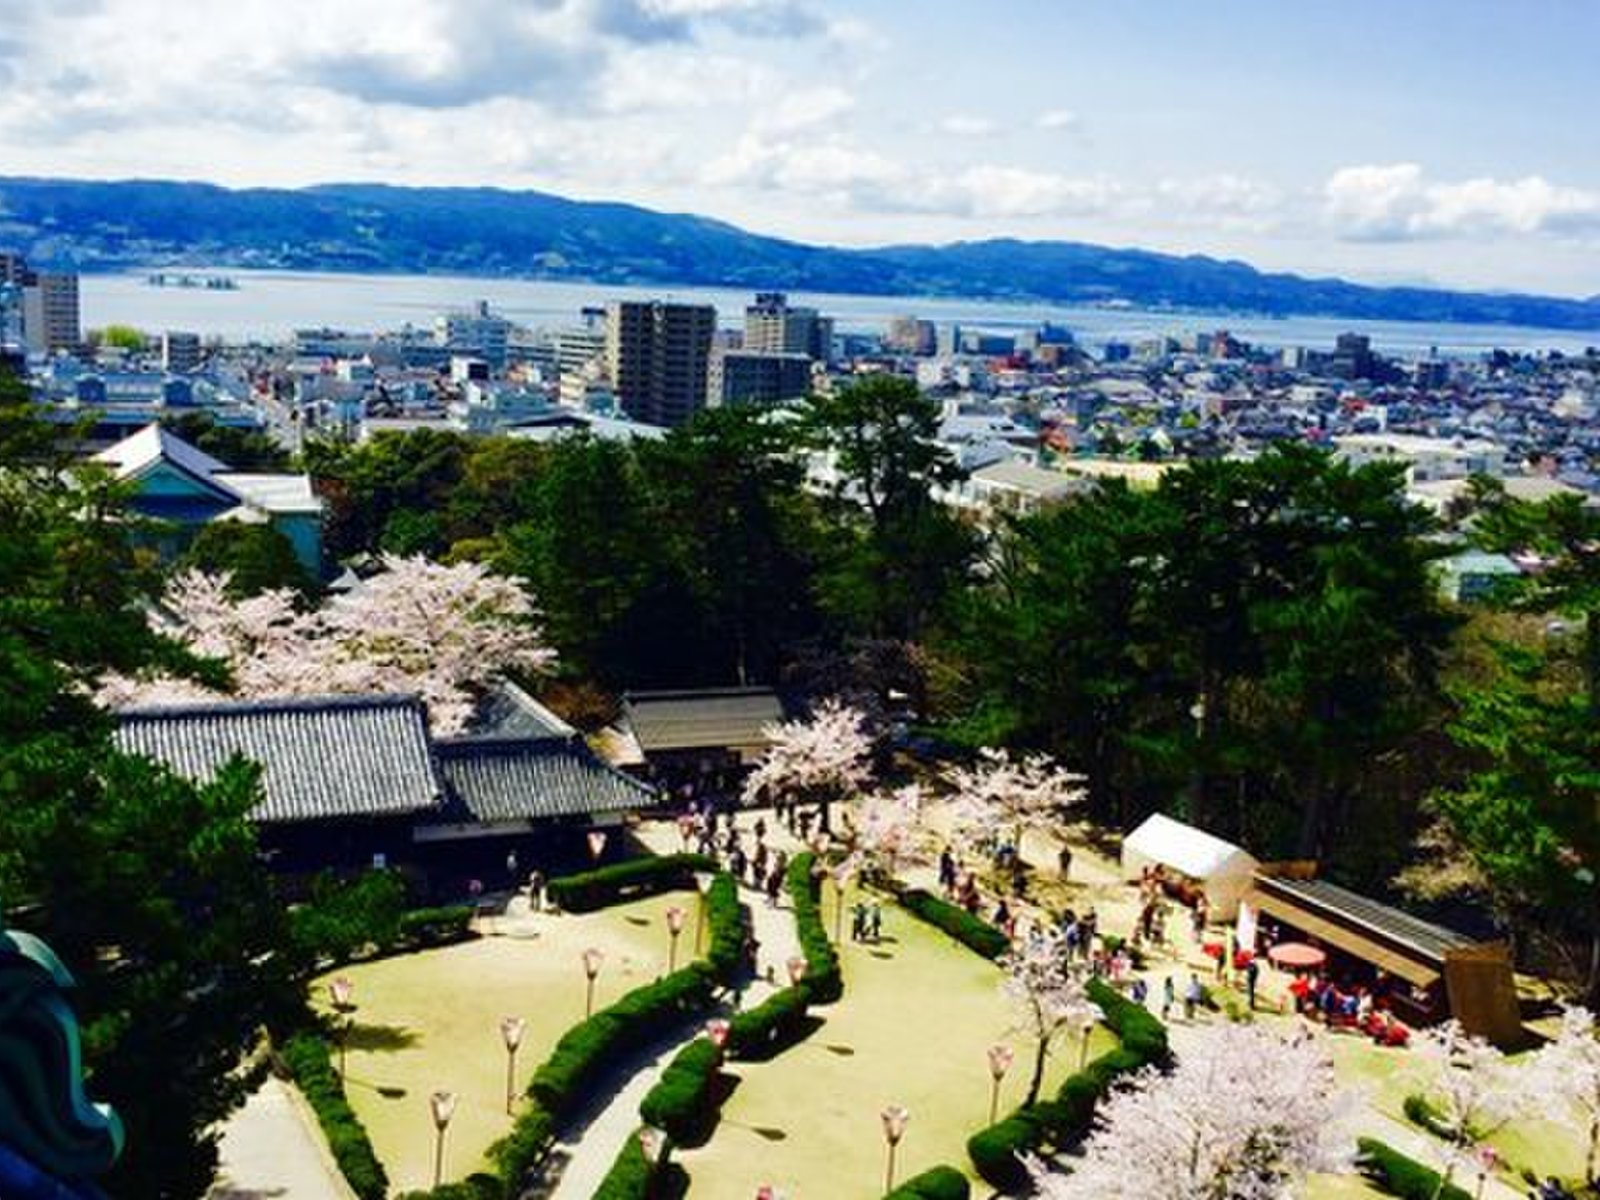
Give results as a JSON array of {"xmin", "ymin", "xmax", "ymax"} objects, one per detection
[{"xmin": 79, "ymin": 268, "xmax": 1600, "ymax": 358}]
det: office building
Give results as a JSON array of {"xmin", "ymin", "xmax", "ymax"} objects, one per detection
[
  {"xmin": 743, "ymin": 292, "xmax": 833, "ymax": 363},
  {"xmin": 604, "ymin": 300, "xmax": 716, "ymax": 428},
  {"xmin": 161, "ymin": 331, "xmax": 203, "ymax": 373},
  {"xmin": 435, "ymin": 300, "xmax": 512, "ymax": 369},
  {"xmin": 886, "ymin": 315, "xmax": 937, "ymax": 356},
  {"xmin": 22, "ymin": 270, "xmax": 80, "ymax": 356},
  {"xmin": 552, "ymin": 308, "xmax": 608, "ymax": 382},
  {"xmin": 708, "ymin": 350, "xmax": 813, "ymax": 407}
]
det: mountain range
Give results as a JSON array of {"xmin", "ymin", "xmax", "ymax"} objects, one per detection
[{"xmin": 2, "ymin": 176, "xmax": 1598, "ymax": 333}]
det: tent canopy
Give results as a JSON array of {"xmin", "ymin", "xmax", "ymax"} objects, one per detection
[{"xmin": 1120, "ymin": 813, "xmax": 1260, "ymax": 919}]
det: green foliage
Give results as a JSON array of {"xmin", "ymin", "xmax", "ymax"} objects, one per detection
[
  {"xmin": 302, "ymin": 428, "xmax": 470, "ymax": 559},
  {"xmin": 99, "ymin": 323, "xmax": 148, "ymax": 351},
  {"xmin": 592, "ymin": 1128, "xmax": 689, "ymax": 1199},
  {"xmin": 786, "ymin": 853, "xmax": 843, "ymax": 1003},
  {"xmin": 398, "ymin": 905, "xmax": 476, "ymax": 947},
  {"xmin": 545, "ymin": 853, "xmax": 717, "ymax": 913},
  {"xmin": 701, "ymin": 872, "xmax": 746, "ymax": 983},
  {"xmin": 1402, "ymin": 1092, "xmax": 1459, "ymax": 1140},
  {"xmin": 950, "ymin": 444, "xmax": 1455, "ymax": 870},
  {"xmin": 638, "ymin": 1037, "xmax": 723, "ymax": 1146},
  {"xmin": 1356, "ymin": 1137, "xmax": 1473, "ymax": 1200},
  {"xmin": 484, "ymin": 1102, "xmax": 556, "ymax": 1189},
  {"xmin": 727, "ymin": 985, "xmax": 810, "ymax": 1060},
  {"xmin": 803, "ymin": 375, "xmax": 975, "ymax": 640},
  {"xmin": 898, "ymin": 888, "xmax": 1009, "ymax": 959},
  {"xmin": 882, "ymin": 1164, "xmax": 971, "ymax": 1200},
  {"xmin": 162, "ymin": 411, "xmax": 290, "ymax": 472},
  {"xmin": 396, "ymin": 1174, "xmax": 506, "ymax": 1200},
  {"xmin": 281, "ymin": 1034, "xmax": 389, "ymax": 1200},
  {"xmin": 178, "ymin": 520, "xmax": 316, "ymax": 597},
  {"xmin": 289, "ymin": 869, "xmax": 407, "ymax": 963},
  {"xmin": 966, "ymin": 978, "xmax": 1169, "ymax": 1189}
]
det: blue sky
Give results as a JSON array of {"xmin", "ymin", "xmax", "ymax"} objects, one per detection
[{"xmin": 1, "ymin": 0, "xmax": 1596, "ymax": 295}]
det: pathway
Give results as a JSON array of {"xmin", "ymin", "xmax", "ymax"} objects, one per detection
[
  {"xmin": 541, "ymin": 822, "xmax": 803, "ymax": 1200},
  {"xmin": 207, "ymin": 1075, "xmax": 354, "ymax": 1200}
]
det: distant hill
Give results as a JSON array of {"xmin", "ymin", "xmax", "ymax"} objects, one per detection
[{"xmin": 2, "ymin": 176, "xmax": 1598, "ymax": 332}]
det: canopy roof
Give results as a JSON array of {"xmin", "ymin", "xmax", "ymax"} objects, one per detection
[{"xmin": 1122, "ymin": 813, "xmax": 1258, "ymax": 881}]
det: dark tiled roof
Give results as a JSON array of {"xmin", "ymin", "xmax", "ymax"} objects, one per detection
[
  {"xmin": 434, "ymin": 737, "xmax": 657, "ymax": 823},
  {"xmin": 621, "ymin": 688, "xmax": 785, "ymax": 753},
  {"xmin": 463, "ymin": 681, "xmax": 575, "ymax": 741},
  {"xmin": 115, "ymin": 695, "xmax": 442, "ymax": 824},
  {"xmin": 1253, "ymin": 874, "xmax": 1479, "ymax": 965}
]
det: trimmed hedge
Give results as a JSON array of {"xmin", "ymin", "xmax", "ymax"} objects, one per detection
[
  {"xmin": 593, "ymin": 1128, "xmax": 690, "ymax": 1199},
  {"xmin": 727, "ymin": 985, "xmax": 810, "ymax": 1061},
  {"xmin": 965, "ymin": 979, "xmax": 1169, "ymax": 1189},
  {"xmin": 397, "ymin": 905, "xmax": 475, "ymax": 947},
  {"xmin": 547, "ymin": 853, "xmax": 717, "ymax": 913},
  {"xmin": 1357, "ymin": 1137, "xmax": 1472, "ymax": 1200},
  {"xmin": 488, "ymin": 869, "xmax": 744, "ymax": 1194},
  {"xmin": 786, "ymin": 852, "xmax": 843, "ymax": 1003},
  {"xmin": 638, "ymin": 1037, "xmax": 723, "ymax": 1146},
  {"xmin": 899, "ymin": 888, "xmax": 1009, "ymax": 960},
  {"xmin": 884, "ymin": 1164, "xmax": 971, "ymax": 1200},
  {"xmin": 396, "ymin": 1174, "xmax": 506, "ymax": 1200},
  {"xmin": 281, "ymin": 1034, "xmax": 388, "ymax": 1200}
]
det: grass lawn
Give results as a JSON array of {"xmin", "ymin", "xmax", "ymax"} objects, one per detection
[
  {"xmin": 311, "ymin": 891, "xmax": 696, "ymax": 1194},
  {"xmin": 674, "ymin": 883, "xmax": 1116, "ymax": 1200}
]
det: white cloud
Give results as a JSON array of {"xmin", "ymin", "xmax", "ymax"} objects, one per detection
[
  {"xmin": 1035, "ymin": 108, "xmax": 1079, "ymax": 131},
  {"xmin": 1325, "ymin": 163, "xmax": 1600, "ymax": 240},
  {"xmin": 939, "ymin": 113, "xmax": 995, "ymax": 138}
]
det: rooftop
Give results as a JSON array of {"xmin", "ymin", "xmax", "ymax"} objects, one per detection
[
  {"xmin": 622, "ymin": 687, "xmax": 787, "ymax": 753},
  {"xmin": 434, "ymin": 737, "xmax": 656, "ymax": 823}
]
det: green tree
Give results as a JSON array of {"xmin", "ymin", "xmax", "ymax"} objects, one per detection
[
  {"xmin": 803, "ymin": 376, "xmax": 974, "ymax": 639},
  {"xmin": 178, "ymin": 520, "xmax": 316, "ymax": 597},
  {"xmin": 99, "ymin": 324, "xmax": 148, "ymax": 352},
  {"xmin": 301, "ymin": 429, "xmax": 468, "ymax": 558},
  {"xmin": 163, "ymin": 412, "xmax": 291, "ymax": 472},
  {"xmin": 638, "ymin": 407, "xmax": 822, "ymax": 684},
  {"xmin": 0, "ymin": 364, "xmax": 293, "ymax": 1197}
]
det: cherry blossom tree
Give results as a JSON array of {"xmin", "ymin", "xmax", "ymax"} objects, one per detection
[
  {"xmin": 1409, "ymin": 1021, "xmax": 1533, "ymax": 1196},
  {"xmin": 1533, "ymin": 1006, "xmax": 1600, "ymax": 1188},
  {"xmin": 1027, "ymin": 1023, "xmax": 1351, "ymax": 1199},
  {"xmin": 100, "ymin": 555, "xmax": 554, "ymax": 733},
  {"xmin": 843, "ymin": 784, "xmax": 926, "ymax": 882},
  {"xmin": 945, "ymin": 747, "xmax": 1085, "ymax": 857},
  {"xmin": 1000, "ymin": 928, "xmax": 1102, "ymax": 1105},
  {"xmin": 741, "ymin": 698, "xmax": 874, "ymax": 818}
]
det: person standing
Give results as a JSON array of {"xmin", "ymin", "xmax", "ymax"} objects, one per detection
[
  {"xmin": 1161, "ymin": 975, "xmax": 1175, "ymax": 1021},
  {"xmin": 1245, "ymin": 956, "xmax": 1260, "ymax": 1011},
  {"xmin": 938, "ymin": 845, "xmax": 957, "ymax": 895},
  {"xmin": 868, "ymin": 901, "xmax": 883, "ymax": 942},
  {"xmin": 1057, "ymin": 843, "xmax": 1073, "ymax": 881},
  {"xmin": 1184, "ymin": 972, "xmax": 1203, "ymax": 1020}
]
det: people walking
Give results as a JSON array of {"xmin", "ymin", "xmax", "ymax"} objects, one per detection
[
  {"xmin": 1184, "ymin": 972, "xmax": 1203, "ymax": 1021},
  {"xmin": 1161, "ymin": 975, "xmax": 1175, "ymax": 1020}
]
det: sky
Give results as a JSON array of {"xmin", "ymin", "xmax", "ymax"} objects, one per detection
[{"xmin": 1, "ymin": 0, "xmax": 1597, "ymax": 297}]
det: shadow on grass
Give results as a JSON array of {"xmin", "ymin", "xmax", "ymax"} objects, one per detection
[{"xmin": 346, "ymin": 1022, "xmax": 419, "ymax": 1052}]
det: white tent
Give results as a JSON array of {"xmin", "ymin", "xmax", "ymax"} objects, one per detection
[{"xmin": 1120, "ymin": 813, "xmax": 1260, "ymax": 920}]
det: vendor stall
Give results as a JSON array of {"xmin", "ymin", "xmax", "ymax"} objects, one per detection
[{"xmin": 1119, "ymin": 813, "xmax": 1260, "ymax": 920}]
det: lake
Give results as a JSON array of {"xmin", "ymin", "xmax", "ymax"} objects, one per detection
[{"xmin": 79, "ymin": 268, "xmax": 1600, "ymax": 359}]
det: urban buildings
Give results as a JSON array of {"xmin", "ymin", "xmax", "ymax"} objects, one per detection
[
  {"xmin": 161, "ymin": 331, "xmax": 203, "ymax": 373},
  {"xmin": 743, "ymin": 292, "xmax": 833, "ymax": 363},
  {"xmin": 604, "ymin": 299, "xmax": 716, "ymax": 428},
  {"xmin": 435, "ymin": 300, "xmax": 512, "ymax": 369},
  {"xmin": 708, "ymin": 349, "xmax": 813, "ymax": 407},
  {"xmin": 7, "ymin": 259, "xmax": 82, "ymax": 357}
]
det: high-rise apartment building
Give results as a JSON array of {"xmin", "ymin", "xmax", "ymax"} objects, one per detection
[
  {"xmin": 604, "ymin": 300, "xmax": 716, "ymax": 428},
  {"xmin": 162, "ymin": 331, "xmax": 203, "ymax": 373},
  {"xmin": 885, "ymin": 315, "xmax": 937, "ymax": 356},
  {"xmin": 22, "ymin": 271, "xmax": 80, "ymax": 356},
  {"xmin": 743, "ymin": 292, "xmax": 833, "ymax": 363}
]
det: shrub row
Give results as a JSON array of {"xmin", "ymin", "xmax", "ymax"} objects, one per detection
[
  {"xmin": 786, "ymin": 852, "xmax": 843, "ymax": 1003},
  {"xmin": 593, "ymin": 1128, "xmax": 690, "ymax": 1199},
  {"xmin": 547, "ymin": 853, "xmax": 717, "ymax": 913},
  {"xmin": 727, "ymin": 985, "xmax": 810, "ymax": 1061},
  {"xmin": 898, "ymin": 888, "xmax": 1009, "ymax": 960},
  {"xmin": 883, "ymin": 1164, "xmax": 972, "ymax": 1199},
  {"xmin": 487, "ymin": 869, "xmax": 745, "ymax": 1194},
  {"xmin": 280, "ymin": 1034, "xmax": 388, "ymax": 1200},
  {"xmin": 638, "ymin": 1037, "xmax": 724, "ymax": 1146},
  {"xmin": 395, "ymin": 1173, "xmax": 506, "ymax": 1200},
  {"xmin": 397, "ymin": 905, "xmax": 476, "ymax": 948},
  {"xmin": 966, "ymin": 980, "xmax": 1169, "ymax": 1189},
  {"xmin": 1357, "ymin": 1137, "xmax": 1473, "ymax": 1200}
]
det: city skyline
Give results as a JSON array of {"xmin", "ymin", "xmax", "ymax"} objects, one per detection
[{"xmin": 0, "ymin": 1, "xmax": 1597, "ymax": 297}]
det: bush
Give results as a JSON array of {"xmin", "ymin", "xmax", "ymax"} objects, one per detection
[
  {"xmin": 290, "ymin": 869, "xmax": 407, "ymax": 965},
  {"xmin": 966, "ymin": 980, "xmax": 1169, "ymax": 1189},
  {"xmin": 280, "ymin": 1034, "xmax": 388, "ymax": 1200},
  {"xmin": 702, "ymin": 872, "xmax": 746, "ymax": 984},
  {"xmin": 396, "ymin": 1174, "xmax": 506, "ymax": 1200},
  {"xmin": 485, "ymin": 1103, "xmax": 556, "ymax": 1191},
  {"xmin": 547, "ymin": 854, "xmax": 717, "ymax": 913},
  {"xmin": 593, "ymin": 1129, "xmax": 689, "ymax": 1199},
  {"xmin": 727, "ymin": 985, "xmax": 810, "ymax": 1060},
  {"xmin": 899, "ymin": 888, "xmax": 1008, "ymax": 960},
  {"xmin": 398, "ymin": 905, "xmax": 475, "ymax": 948},
  {"xmin": 639, "ymin": 1038, "xmax": 723, "ymax": 1146},
  {"xmin": 1357, "ymin": 1137, "xmax": 1472, "ymax": 1200},
  {"xmin": 884, "ymin": 1164, "xmax": 971, "ymax": 1200},
  {"xmin": 786, "ymin": 853, "xmax": 843, "ymax": 1003}
]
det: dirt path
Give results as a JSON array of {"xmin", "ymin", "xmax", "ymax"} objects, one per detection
[{"xmin": 208, "ymin": 1075, "xmax": 355, "ymax": 1200}]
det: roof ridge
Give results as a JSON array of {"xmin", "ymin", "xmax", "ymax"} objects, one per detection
[{"xmin": 117, "ymin": 692, "xmax": 427, "ymax": 719}]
